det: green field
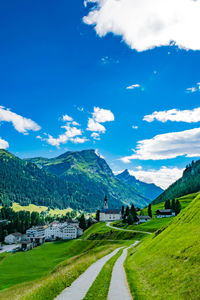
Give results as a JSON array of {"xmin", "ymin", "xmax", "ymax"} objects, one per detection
[{"xmin": 124, "ymin": 193, "xmax": 200, "ymax": 299}]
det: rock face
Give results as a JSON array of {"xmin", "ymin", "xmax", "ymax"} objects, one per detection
[{"xmin": 116, "ymin": 169, "xmax": 163, "ymax": 201}]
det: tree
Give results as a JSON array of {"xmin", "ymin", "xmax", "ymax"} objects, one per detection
[
  {"xmin": 148, "ymin": 204, "xmax": 152, "ymax": 218},
  {"xmin": 175, "ymin": 200, "xmax": 181, "ymax": 215},
  {"xmin": 164, "ymin": 199, "xmax": 171, "ymax": 209},
  {"xmin": 79, "ymin": 214, "xmax": 86, "ymax": 231},
  {"xmin": 121, "ymin": 206, "xmax": 125, "ymax": 218},
  {"xmin": 171, "ymin": 199, "xmax": 176, "ymax": 212},
  {"xmin": 125, "ymin": 206, "xmax": 130, "ymax": 217},
  {"xmin": 131, "ymin": 204, "xmax": 137, "ymax": 222},
  {"xmin": 87, "ymin": 218, "xmax": 92, "ymax": 228},
  {"xmin": 96, "ymin": 210, "xmax": 100, "ymax": 221},
  {"xmin": 127, "ymin": 213, "xmax": 134, "ymax": 225}
]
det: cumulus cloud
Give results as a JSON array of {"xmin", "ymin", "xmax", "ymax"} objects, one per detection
[
  {"xmin": 132, "ymin": 125, "xmax": 138, "ymax": 129},
  {"xmin": 91, "ymin": 132, "xmax": 101, "ymax": 140},
  {"xmin": 0, "ymin": 106, "xmax": 41, "ymax": 134},
  {"xmin": 45, "ymin": 126, "xmax": 83, "ymax": 147},
  {"xmin": 63, "ymin": 114, "xmax": 73, "ymax": 122},
  {"xmin": 143, "ymin": 107, "xmax": 200, "ymax": 123},
  {"xmin": 92, "ymin": 107, "xmax": 114, "ymax": 123},
  {"xmin": 126, "ymin": 84, "xmax": 140, "ymax": 90},
  {"xmin": 129, "ymin": 166, "xmax": 184, "ymax": 189},
  {"xmin": 87, "ymin": 118, "xmax": 106, "ymax": 133},
  {"xmin": 83, "ymin": 0, "xmax": 200, "ymax": 52},
  {"xmin": 0, "ymin": 137, "xmax": 9, "ymax": 149},
  {"xmin": 121, "ymin": 127, "xmax": 200, "ymax": 161},
  {"xmin": 70, "ymin": 137, "xmax": 89, "ymax": 144}
]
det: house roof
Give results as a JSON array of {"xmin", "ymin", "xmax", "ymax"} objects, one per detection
[
  {"xmin": 156, "ymin": 209, "xmax": 173, "ymax": 215},
  {"xmin": 9, "ymin": 232, "xmax": 22, "ymax": 237},
  {"xmin": 101, "ymin": 209, "xmax": 121, "ymax": 214},
  {"xmin": 138, "ymin": 215, "xmax": 151, "ymax": 220}
]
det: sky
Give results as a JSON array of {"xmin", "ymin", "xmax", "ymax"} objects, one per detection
[{"xmin": 1, "ymin": 0, "xmax": 200, "ymax": 189}]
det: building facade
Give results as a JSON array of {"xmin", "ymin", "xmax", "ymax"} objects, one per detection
[{"xmin": 99, "ymin": 196, "xmax": 121, "ymax": 222}]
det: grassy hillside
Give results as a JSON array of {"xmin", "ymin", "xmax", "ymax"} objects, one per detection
[
  {"xmin": 0, "ymin": 222, "xmax": 137, "ymax": 300},
  {"xmin": 153, "ymin": 160, "xmax": 200, "ymax": 205},
  {"xmin": 125, "ymin": 193, "xmax": 200, "ymax": 299}
]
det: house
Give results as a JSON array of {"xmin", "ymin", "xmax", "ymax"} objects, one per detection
[
  {"xmin": 61, "ymin": 223, "xmax": 78, "ymax": 240},
  {"xmin": 156, "ymin": 209, "xmax": 175, "ymax": 218},
  {"xmin": 137, "ymin": 215, "xmax": 151, "ymax": 224},
  {"xmin": 21, "ymin": 240, "xmax": 34, "ymax": 251},
  {"xmin": 4, "ymin": 232, "xmax": 22, "ymax": 244},
  {"xmin": 26, "ymin": 226, "xmax": 46, "ymax": 245},
  {"xmin": 45, "ymin": 221, "xmax": 83, "ymax": 241},
  {"xmin": 99, "ymin": 196, "xmax": 121, "ymax": 222}
]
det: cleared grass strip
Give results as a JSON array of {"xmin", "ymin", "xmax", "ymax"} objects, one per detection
[{"xmin": 84, "ymin": 249, "xmax": 123, "ymax": 300}]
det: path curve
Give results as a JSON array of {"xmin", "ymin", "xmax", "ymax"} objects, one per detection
[
  {"xmin": 108, "ymin": 241, "xmax": 139, "ymax": 300},
  {"xmin": 55, "ymin": 247, "xmax": 123, "ymax": 300},
  {"xmin": 106, "ymin": 222, "xmax": 152, "ymax": 235}
]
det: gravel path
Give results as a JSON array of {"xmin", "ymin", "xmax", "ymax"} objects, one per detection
[
  {"xmin": 55, "ymin": 247, "xmax": 122, "ymax": 300},
  {"xmin": 106, "ymin": 222, "xmax": 152, "ymax": 235},
  {"xmin": 108, "ymin": 241, "xmax": 139, "ymax": 300}
]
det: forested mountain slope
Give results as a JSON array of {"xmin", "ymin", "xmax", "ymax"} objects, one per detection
[
  {"xmin": 117, "ymin": 169, "xmax": 163, "ymax": 201},
  {"xmin": 27, "ymin": 149, "xmax": 150, "ymax": 208},
  {"xmin": 153, "ymin": 160, "xmax": 200, "ymax": 205},
  {"xmin": 0, "ymin": 149, "xmax": 149, "ymax": 210},
  {"xmin": 125, "ymin": 193, "xmax": 200, "ymax": 299}
]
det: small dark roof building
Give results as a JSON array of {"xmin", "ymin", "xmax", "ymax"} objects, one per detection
[{"xmin": 156, "ymin": 209, "xmax": 175, "ymax": 218}]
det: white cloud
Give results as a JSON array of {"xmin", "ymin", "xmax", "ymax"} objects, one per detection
[
  {"xmin": 186, "ymin": 87, "xmax": 197, "ymax": 93},
  {"xmin": 83, "ymin": 0, "xmax": 200, "ymax": 52},
  {"xmin": 0, "ymin": 137, "xmax": 9, "ymax": 149},
  {"xmin": 87, "ymin": 118, "xmax": 106, "ymax": 133},
  {"xmin": 70, "ymin": 137, "xmax": 89, "ymax": 144},
  {"xmin": 121, "ymin": 127, "xmax": 200, "ymax": 161},
  {"xmin": 0, "ymin": 106, "xmax": 41, "ymax": 134},
  {"xmin": 132, "ymin": 125, "xmax": 138, "ymax": 129},
  {"xmin": 143, "ymin": 107, "xmax": 200, "ymax": 123},
  {"xmin": 126, "ymin": 84, "xmax": 140, "ymax": 90},
  {"xmin": 63, "ymin": 114, "xmax": 73, "ymax": 122},
  {"xmin": 91, "ymin": 132, "xmax": 101, "ymax": 140},
  {"xmin": 72, "ymin": 121, "xmax": 80, "ymax": 126},
  {"xmin": 46, "ymin": 126, "xmax": 82, "ymax": 147},
  {"xmin": 92, "ymin": 107, "xmax": 114, "ymax": 123},
  {"xmin": 128, "ymin": 166, "xmax": 184, "ymax": 189}
]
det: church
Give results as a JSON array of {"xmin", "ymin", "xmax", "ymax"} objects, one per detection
[{"xmin": 99, "ymin": 195, "xmax": 122, "ymax": 222}]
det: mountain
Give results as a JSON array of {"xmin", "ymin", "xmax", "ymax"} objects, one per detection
[
  {"xmin": 116, "ymin": 169, "xmax": 163, "ymax": 201},
  {"xmin": 125, "ymin": 192, "xmax": 200, "ymax": 298},
  {"xmin": 152, "ymin": 160, "xmax": 200, "ymax": 205},
  {"xmin": 0, "ymin": 149, "xmax": 149, "ymax": 211},
  {"xmin": 26, "ymin": 149, "xmax": 150, "ymax": 209}
]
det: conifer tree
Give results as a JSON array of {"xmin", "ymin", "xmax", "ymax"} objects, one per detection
[
  {"xmin": 164, "ymin": 199, "xmax": 171, "ymax": 209},
  {"xmin": 121, "ymin": 206, "xmax": 125, "ymax": 217},
  {"xmin": 79, "ymin": 214, "xmax": 86, "ymax": 230},
  {"xmin": 148, "ymin": 204, "xmax": 152, "ymax": 218},
  {"xmin": 171, "ymin": 199, "xmax": 176, "ymax": 212},
  {"xmin": 128, "ymin": 213, "xmax": 134, "ymax": 225},
  {"xmin": 131, "ymin": 204, "xmax": 137, "ymax": 221},
  {"xmin": 125, "ymin": 206, "xmax": 130, "ymax": 217},
  {"xmin": 175, "ymin": 200, "xmax": 181, "ymax": 215}
]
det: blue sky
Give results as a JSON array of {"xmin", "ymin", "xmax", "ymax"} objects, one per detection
[{"xmin": 1, "ymin": 0, "xmax": 200, "ymax": 188}]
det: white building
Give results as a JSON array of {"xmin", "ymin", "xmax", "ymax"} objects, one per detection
[
  {"xmin": 99, "ymin": 196, "xmax": 121, "ymax": 222},
  {"xmin": 45, "ymin": 221, "xmax": 83, "ymax": 241},
  {"xmin": 4, "ymin": 232, "xmax": 22, "ymax": 244},
  {"xmin": 26, "ymin": 226, "xmax": 46, "ymax": 245}
]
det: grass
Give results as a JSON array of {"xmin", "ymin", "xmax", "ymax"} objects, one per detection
[
  {"xmin": 0, "ymin": 240, "xmax": 92, "ymax": 291},
  {"xmin": 112, "ymin": 217, "xmax": 173, "ymax": 233},
  {"xmin": 0, "ymin": 241, "xmax": 124, "ymax": 300},
  {"xmin": 84, "ymin": 248, "xmax": 123, "ymax": 300},
  {"xmin": 142, "ymin": 192, "xmax": 199, "ymax": 217},
  {"xmin": 10, "ymin": 203, "xmax": 72, "ymax": 216},
  {"xmin": 124, "ymin": 193, "xmax": 200, "ymax": 299},
  {"xmin": 82, "ymin": 222, "xmax": 146, "ymax": 241}
]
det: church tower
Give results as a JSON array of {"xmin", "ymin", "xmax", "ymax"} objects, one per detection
[{"xmin": 104, "ymin": 194, "xmax": 108, "ymax": 209}]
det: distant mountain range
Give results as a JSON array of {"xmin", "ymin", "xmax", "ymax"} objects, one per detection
[
  {"xmin": 116, "ymin": 169, "xmax": 163, "ymax": 201},
  {"xmin": 152, "ymin": 160, "xmax": 200, "ymax": 205},
  {"xmin": 0, "ymin": 149, "xmax": 163, "ymax": 211}
]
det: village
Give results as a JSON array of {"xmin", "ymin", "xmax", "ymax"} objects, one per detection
[{"xmin": 1, "ymin": 196, "xmax": 176, "ymax": 254}]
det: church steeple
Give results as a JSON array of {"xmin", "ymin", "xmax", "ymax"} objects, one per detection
[{"xmin": 104, "ymin": 194, "xmax": 108, "ymax": 209}]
